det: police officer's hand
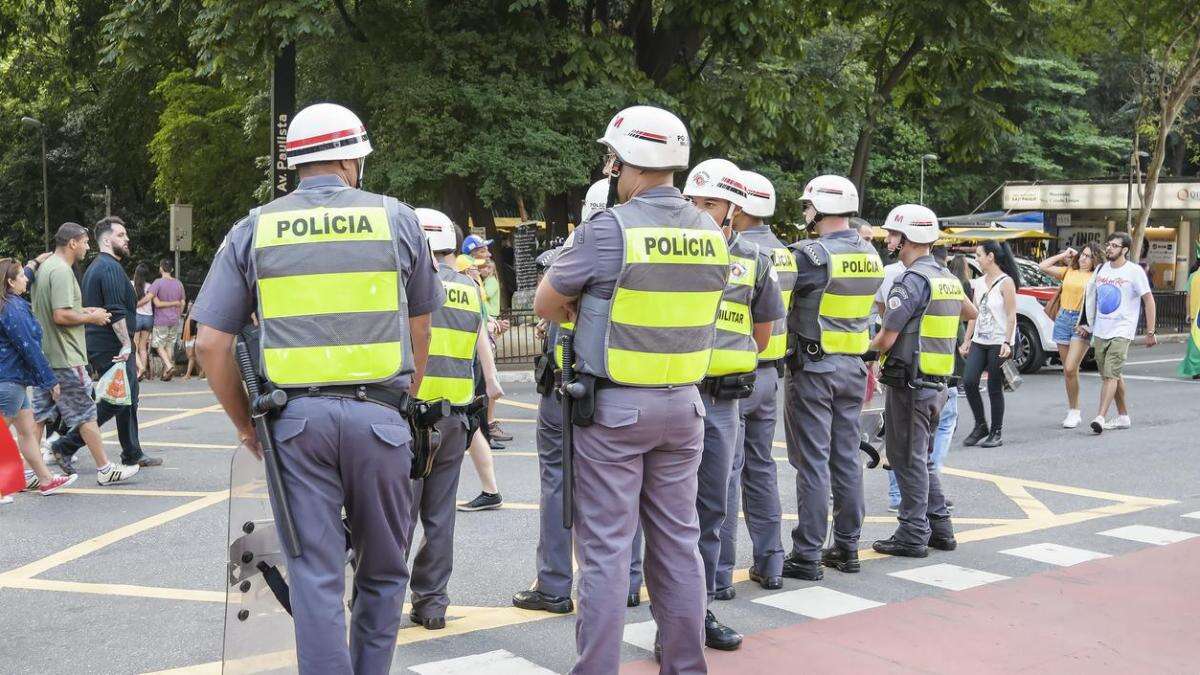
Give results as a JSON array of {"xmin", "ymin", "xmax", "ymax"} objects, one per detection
[
  {"xmin": 237, "ymin": 427, "xmax": 262, "ymax": 460},
  {"xmin": 958, "ymin": 342, "xmax": 972, "ymax": 357},
  {"xmin": 534, "ymin": 319, "xmax": 548, "ymax": 340},
  {"xmin": 999, "ymin": 342, "xmax": 1012, "ymax": 360}
]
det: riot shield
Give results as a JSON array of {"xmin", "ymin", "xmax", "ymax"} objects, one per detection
[{"xmin": 221, "ymin": 444, "xmax": 297, "ymax": 674}]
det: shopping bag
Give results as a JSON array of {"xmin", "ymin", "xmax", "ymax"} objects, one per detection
[
  {"xmin": 1, "ymin": 424, "xmax": 25, "ymax": 496},
  {"xmin": 96, "ymin": 362, "xmax": 132, "ymax": 406}
]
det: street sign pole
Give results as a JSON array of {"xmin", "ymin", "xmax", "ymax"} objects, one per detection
[{"xmin": 271, "ymin": 44, "xmax": 296, "ymax": 200}]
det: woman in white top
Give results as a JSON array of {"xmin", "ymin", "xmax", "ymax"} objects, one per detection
[
  {"xmin": 960, "ymin": 240, "xmax": 1020, "ymax": 448},
  {"xmin": 132, "ymin": 263, "xmax": 155, "ymax": 381}
]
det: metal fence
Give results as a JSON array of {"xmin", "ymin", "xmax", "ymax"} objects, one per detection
[
  {"xmin": 1140, "ymin": 291, "xmax": 1189, "ymax": 335},
  {"xmin": 492, "ymin": 308, "xmax": 543, "ymax": 367}
]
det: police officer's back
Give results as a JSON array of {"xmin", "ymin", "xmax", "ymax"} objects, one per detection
[{"xmin": 192, "ymin": 103, "xmax": 443, "ymax": 675}]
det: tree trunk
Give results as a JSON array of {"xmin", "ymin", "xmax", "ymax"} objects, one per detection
[
  {"xmin": 848, "ymin": 104, "xmax": 878, "ymax": 199},
  {"xmin": 1132, "ymin": 123, "xmax": 1170, "ymax": 263},
  {"xmin": 543, "ymin": 191, "xmax": 569, "ymax": 241}
]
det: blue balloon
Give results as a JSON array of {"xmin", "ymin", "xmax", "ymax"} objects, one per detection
[{"xmin": 1097, "ymin": 283, "xmax": 1122, "ymax": 315}]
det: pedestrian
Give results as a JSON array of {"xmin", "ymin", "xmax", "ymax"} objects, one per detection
[
  {"xmin": 31, "ymin": 222, "xmax": 140, "ymax": 485},
  {"xmin": 478, "ymin": 259, "xmax": 512, "ymax": 443},
  {"xmin": 407, "ymin": 208, "xmax": 493, "ymax": 630},
  {"xmin": 716, "ymin": 170, "xmax": 791, "ymax": 602},
  {"xmin": 51, "ymin": 217, "xmax": 161, "ymax": 470},
  {"xmin": 870, "ymin": 205, "xmax": 976, "ymax": 558},
  {"xmin": 456, "ymin": 256, "xmax": 510, "ymax": 449},
  {"xmin": 1079, "ymin": 231, "xmax": 1157, "ymax": 433},
  {"xmin": 534, "ymin": 105, "xmax": 727, "ymax": 674},
  {"xmin": 1039, "ymin": 242, "xmax": 1103, "ymax": 427},
  {"xmin": 511, "ymin": 186, "xmax": 599, "ymax": 616},
  {"xmin": 148, "ymin": 258, "xmax": 186, "ymax": 381},
  {"xmin": 180, "ymin": 301, "xmax": 203, "ymax": 380},
  {"xmin": 456, "ymin": 258, "xmax": 508, "ymax": 512},
  {"xmin": 960, "ymin": 240, "xmax": 1021, "ymax": 448},
  {"xmin": 192, "ymin": 102, "xmax": 444, "ymax": 674},
  {"xmin": 132, "ymin": 263, "xmax": 154, "ymax": 380},
  {"xmin": 0, "ymin": 257, "xmax": 77, "ymax": 495},
  {"xmin": 782, "ymin": 174, "xmax": 884, "ymax": 583},
  {"xmin": 625, "ymin": 157, "xmax": 782, "ymax": 651},
  {"xmin": 1180, "ymin": 256, "xmax": 1200, "ymax": 380}
]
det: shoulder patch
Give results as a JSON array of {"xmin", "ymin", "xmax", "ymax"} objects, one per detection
[{"xmin": 887, "ymin": 295, "xmax": 903, "ymax": 310}]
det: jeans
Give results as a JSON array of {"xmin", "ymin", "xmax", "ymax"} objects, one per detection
[
  {"xmin": 55, "ymin": 350, "xmax": 144, "ymax": 465},
  {"xmin": 889, "ymin": 391, "xmax": 959, "ymax": 506}
]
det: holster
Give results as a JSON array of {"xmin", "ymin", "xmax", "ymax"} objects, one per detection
[
  {"xmin": 571, "ymin": 374, "xmax": 598, "ymax": 427},
  {"xmin": 878, "ymin": 357, "xmax": 913, "ymax": 389},
  {"xmin": 407, "ymin": 399, "xmax": 451, "ymax": 480},
  {"xmin": 464, "ymin": 394, "xmax": 487, "ymax": 437},
  {"xmin": 534, "ymin": 354, "xmax": 555, "ymax": 396},
  {"xmin": 701, "ymin": 372, "xmax": 757, "ymax": 400},
  {"xmin": 785, "ymin": 333, "xmax": 824, "ymax": 370}
]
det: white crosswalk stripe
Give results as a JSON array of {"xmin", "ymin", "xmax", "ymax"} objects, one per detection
[
  {"xmin": 888, "ymin": 563, "xmax": 1009, "ymax": 591},
  {"xmin": 1182, "ymin": 511, "xmax": 1200, "ymax": 520},
  {"xmin": 408, "ymin": 649, "xmax": 558, "ymax": 674},
  {"xmin": 753, "ymin": 587, "xmax": 884, "ymax": 619},
  {"xmin": 1000, "ymin": 543, "xmax": 1110, "ymax": 567},
  {"xmin": 1099, "ymin": 525, "xmax": 1198, "ymax": 545},
  {"xmin": 622, "ymin": 620, "xmax": 658, "ymax": 652}
]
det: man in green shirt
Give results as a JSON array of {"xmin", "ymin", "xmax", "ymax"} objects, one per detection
[{"xmin": 30, "ymin": 222, "xmax": 140, "ymax": 484}]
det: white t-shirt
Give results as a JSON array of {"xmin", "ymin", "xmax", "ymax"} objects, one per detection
[
  {"xmin": 132, "ymin": 280, "xmax": 153, "ymax": 316},
  {"xmin": 1091, "ymin": 261, "xmax": 1151, "ymax": 340},
  {"xmin": 874, "ymin": 261, "xmax": 906, "ymax": 306},
  {"xmin": 971, "ymin": 275, "xmax": 1012, "ymax": 346}
]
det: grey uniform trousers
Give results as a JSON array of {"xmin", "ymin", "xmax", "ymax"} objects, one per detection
[
  {"xmin": 273, "ymin": 397, "xmax": 417, "ymax": 675},
  {"xmin": 785, "ymin": 355, "xmax": 867, "ymax": 560},
  {"xmin": 408, "ymin": 413, "xmax": 469, "ymax": 619},
  {"xmin": 884, "ymin": 385, "xmax": 953, "ymax": 544},
  {"xmin": 628, "ymin": 392, "xmax": 738, "ymax": 602},
  {"xmin": 571, "ymin": 386, "xmax": 708, "ymax": 675},
  {"xmin": 718, "ymin": 364, "xmax": 785, "ymax": 587},
  {"xmin": 534, "ymin": 390, "xmax": 574, "ymax": 597}
]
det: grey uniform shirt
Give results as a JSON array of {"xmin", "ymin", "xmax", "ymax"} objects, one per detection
[
  {"xmin": 746, "ymin": 244, "xmax": 785, "ymax": 325},
  {"xmin": 547, "ymin": 185, "xmax": 688, "ymax": 300},
  {"xmin": 881, "ymin": 259, "xmax": 933, "ymax": 336},
  {"xmin": 788, "ymin": 228, "xmax": 874, "ymax": 372},
  {"xmin": 191, "ymin": 174, "xmax": 444, "ymax": 393}
]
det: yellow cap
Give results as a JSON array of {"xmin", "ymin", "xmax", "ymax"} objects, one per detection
[{"xmin": 455, "ymin": 254, "xmax": 485, "ymax": 272}]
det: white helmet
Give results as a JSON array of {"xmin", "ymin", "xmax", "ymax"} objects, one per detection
[
  {"xmin": 801, "ymin": 175, "xmax": 859, "ymax": 217},
  {"xmin": 882, "ymin": 204, "xmax": 940, "ymax": 244},
  {"xmin": 580, "ymin": 179, "xmax": 608, "ymax": 223},
  {"xmin": 597, "ymin": 105, "xmax": 689, "ymax": 170},
  {"xmin": 683, "ymin": 159, "xmax": 747, "ymax": 207},
  {"xmin": 740, "ymin": 170, "xmax": 776, "ymax": 218},
  {"xmin": 415, "ymin": 207, "xmax": 458, "ymax": 253},
  {"xmin": 285, "ymin": 103, "xmax": 373, "ymax": 169}
]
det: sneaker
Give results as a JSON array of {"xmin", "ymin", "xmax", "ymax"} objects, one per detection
[
  {"xmin": 457, "ymin": 492, "xmax": 502, "ymax": 511},
  {"xmin": 97, "ymin": 463, "xmax": 140, "ymax": 485},
  {"xmin": 52, "ymin": 446, "xmax": 77, "ymax": 476},
  {"xmin": 488, "ymin": 421, "xmax": 513, "ymax": 442},
  {"xmin": 488, "ymin": 438, "xmax": 507, "ymax": 450},
  {"xmin": 24, "ymin": 470, "xmax": 39, "ymax": 491},
  {"xmin": 946, "ymin": 499, "xmax": 955, "ymax": 512},
  {"xmin": 887, "ymin": 503, "xmax": 900, "ymax": 513},
  {"xmin": 1062, "ymin": 410, "xmax": 1082, "ymax": 429},
  {"xmin": 38, "ymin": 474, "xmax": 77, "ymax": 496},
  {"xmin": 1089, "ymin": 415, "xmax": 1105, "ymax": 434},
  {"xmin": 136, "ymin": 456, "xmax": 164, "ymax": 467},
  {"xmin": 0, "ymin": 495, "xmax": 12, "ymax": 504},
  {"xmin": 1103, "ymin": 415, "xmax": 1131, "ymax": 430}
]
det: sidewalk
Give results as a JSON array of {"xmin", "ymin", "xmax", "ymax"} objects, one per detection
[{"xmin": 624, "ymin": 538, "xmax": 1200, "ymax": 674}]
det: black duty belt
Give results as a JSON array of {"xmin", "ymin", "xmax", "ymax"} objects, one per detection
[
  {"xmin": 700, "ymin": 372, "xmax": 756, "ymax": 400},
  {"xmin": 759, "ymin": 358, "xmax": 786, "ymax": 377},
  {"xmin": 283, "ymin": 384, "xmax": 410, "ymax": 413}
]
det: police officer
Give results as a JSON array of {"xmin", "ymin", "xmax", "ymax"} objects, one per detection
[
  {"xmin": 716, "ymin": 170, "xmax": 793, "ymax": 598},
  {"xmin": 407, "ymin": 208, "xmax": 492, "ymax": 630},
  {"xmin": 782, "ymin": 175, "xmax": 883, "ymax": 582},
  {"xmin": 510, "ymin": 183, "xmax": 599, "ymax": 616},
  {"xmin": 625, "ymin": 159, "xmax": 783, "ymax": 650},
  {"xmin": 869, "ymin": 204, "xmax": 976, "ymax": 557},
  {"xmin": 192, "ymin": 103, "xmax": 444, "ymax": 674},
  {"xmin": 535, "ymin": 105, "xmax": 729, "ymax": 675}
]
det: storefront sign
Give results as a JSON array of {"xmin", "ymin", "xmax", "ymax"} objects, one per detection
[{"xmin": 1003, "ymin": 182, "xmax": 1200, "ymax": 211}]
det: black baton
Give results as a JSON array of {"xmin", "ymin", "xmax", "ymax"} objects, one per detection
[
  {"xmin": 558, "ymin": 334, "xmax": 585, "ymax": 529},
  {"xmin": 235, "ymin": 340, "xmax": 302, "ymax": 559}
]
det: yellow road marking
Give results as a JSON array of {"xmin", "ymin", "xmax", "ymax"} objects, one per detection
[
  {"xmin": 105, "ymin": 440, "xmax": 236, "ymax": 450},
  {"xmin": 0, "ymin": 490, "xmax": 228, "ymax": 581},
  {"xmin": 495, "ymin": 501, "xmax": 1015, "ymax": 526},
  {"xmin": 497, "ymin": 398, "xmax": 539, "ymax": 411},
  {"xmin": 991, "ymin": 481, "xmax": 1056, "ymax": 520},
  {"xmin": 137, "ymin": 390, "xmax": 214, "ymax": 399},
  {"xmin": 0, "ymin": 577, "xmax": 225, "ymax": 603},
  {"xmin": 60, "ymin": 487, "xmax": 215, "ymax": 498},
  {"xmin": 102, "ymin": 404, "xmax": 222, "ymax": 439},
  {"xmin": 494, "ymin": 417, "xmax": 536, "ymax": 424},
  {"xmin": 940, "ymin": 467, "xmax": 1176, "ymax": 505},
  {"xmin": 139, "ymin": 406, "xmax": 214, "ymax": 412}
]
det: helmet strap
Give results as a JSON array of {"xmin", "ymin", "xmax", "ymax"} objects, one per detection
[{"xmin": 605, "ymin": 164, "xmax": 622, "ymax": 208}]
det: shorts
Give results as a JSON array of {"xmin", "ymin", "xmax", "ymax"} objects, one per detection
[
  {"xmin": 1093, "ymin": 336, "xmax": 1131, "ymax": 379},
  {"xmin": 31, "ymin": 366, "xmax": 97, "ymax": 430},
  {"xmin": 135, "ymin": 314, "xmax": 154, "ymax": 333},
  {"xmin": 1052, "ymin": 309, "xmax": 1083, "ymax": 345},
  {"xmin": 151, "ymin": 323, "xmax": 181, "ymax": 349},
  {"xmin": 0, "ymin": 382, "xmax": 30, "ymax": 418}
]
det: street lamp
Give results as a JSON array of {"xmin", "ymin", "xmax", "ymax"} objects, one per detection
[
  {"xmin": 1125, "ymin": 150, "xmax": 1151, "ymax": 230},
  {"xmin": 20, "ymin": 116, "xmax": 50, "ymax": 251},
  {"xmin": 919, "ymin": 153, "xmax": 938, "ymax": 206}
]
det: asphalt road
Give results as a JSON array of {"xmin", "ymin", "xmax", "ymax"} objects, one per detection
[{"xmin": 2, "ymin": 343, "xmax": 1197, "ymax": 674}]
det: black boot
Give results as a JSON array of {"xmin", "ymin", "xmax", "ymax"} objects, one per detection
[
  {"xmin": 963, "ymin": 422, "xmax": 989, "ymax": 447},
  {"xmin": 979, "ymin": 428, "xmax": 1003, "ymax": 448},
  {"xmin": 704, "ymin": 610, "xmax": 743, "ymax": 650},
  {"xmin": 820, "ymin": 546, "xmax": 860, "ymax": 573},
  {"xmin": 512, "ymin": 589, "xmax": 573, "ymax": 614},
  {"xmin": 781, "ymin": 553, "xmax": 823, "ymax": 580},
  {"xmin": 872, "ymin": 536, "xmax": 929, "ymax": 558}
]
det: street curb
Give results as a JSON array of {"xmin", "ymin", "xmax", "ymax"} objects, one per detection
[{"xmin": 497, "ymin": 370, "xmax": 535, "ymax": 383}]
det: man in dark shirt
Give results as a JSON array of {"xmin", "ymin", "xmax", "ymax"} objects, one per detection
[{"xmin": 53, "ymin": 217, "xmax": 161, "ymax": 469}]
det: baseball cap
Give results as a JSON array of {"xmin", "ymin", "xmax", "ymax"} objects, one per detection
[{"xmin": 462, "ymin": 234, "xmax": 493, "ymax": 255}]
